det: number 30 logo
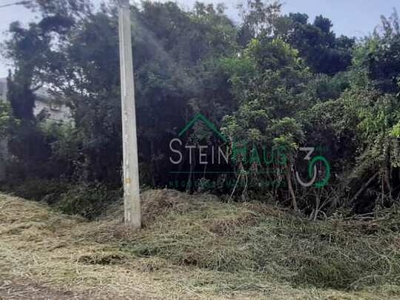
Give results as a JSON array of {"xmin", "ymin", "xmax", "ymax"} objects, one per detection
[{"xmin": 295, "ymin": 147, "xmax": 331, "ymax": 188}]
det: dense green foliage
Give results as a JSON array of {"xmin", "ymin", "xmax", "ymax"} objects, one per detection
[{"xmin": 1, "ymin": 0, "xmax": 400, "ymax": 218}]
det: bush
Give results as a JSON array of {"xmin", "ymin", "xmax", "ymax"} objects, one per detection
[
  {"xmin": 0, "ymin": 179, "xmax": 121, "ymax": 220},
  {"xmin": 56, "ymin": 183, "xmax": 121, "ymax": 220},
  {"xmin": 0, "ymin": 179, "xmax": 71, "ymax": 204}
]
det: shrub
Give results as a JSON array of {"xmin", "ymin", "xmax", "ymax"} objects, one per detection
[
  {"xmin": 56, "ymin": 183, "xmax": 121, "ymax": 220},
  {"xmin": 0, "ymin": 179, "xmax": 71, "ymax": 203}
]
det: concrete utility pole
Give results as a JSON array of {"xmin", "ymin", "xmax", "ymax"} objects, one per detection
[{"xmin": 118, "ymin": 0, "xmax": 141, "ymax": 229}]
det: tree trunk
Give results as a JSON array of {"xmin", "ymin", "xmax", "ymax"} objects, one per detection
[{"xmin": 286, "ymin": 165, "xmax": 298, "ymax": 212}]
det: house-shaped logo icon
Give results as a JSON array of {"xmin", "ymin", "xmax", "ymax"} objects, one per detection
[{"xmin": 178, "ymin": 113, "xmax": 227, "ymax": 142}]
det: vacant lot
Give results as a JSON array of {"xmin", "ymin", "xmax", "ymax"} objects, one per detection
[{"xmin": 0, "ymin": 190, "xmax": 399, "ymax": 299}]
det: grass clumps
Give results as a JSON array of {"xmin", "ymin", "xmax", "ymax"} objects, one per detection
[{"xmin": 110, "ymin": 190, "xmax": 400, "ymax": 292}]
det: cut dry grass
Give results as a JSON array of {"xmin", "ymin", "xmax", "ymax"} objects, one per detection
[{"xmin": 1, "ymin": 190, "xmax": 400, "ymax": 299}]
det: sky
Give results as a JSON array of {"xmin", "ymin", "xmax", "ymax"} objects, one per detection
[{"xmin": 0, "ymin": 0, "xmax": 398, "ymax": 77}]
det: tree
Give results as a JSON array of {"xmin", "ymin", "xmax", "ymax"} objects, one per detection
[
  {"xmin": 221, "ymin": 37, "xmax": 308, "ymax": 207},
  {"xmin": 237, "ymin": 0, "xmax": 281, "ymax": 46},
  {"xmin": 276, "ymin": 13, "xmax": 355, "ymax": 75},
  {"xmin": 353, "ymin": 10, "xmax": 400, "ymax": 93}
]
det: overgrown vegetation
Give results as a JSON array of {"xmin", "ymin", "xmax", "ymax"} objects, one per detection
[
  {"xmin": 1, "ymin": 1, "xmax": 400, "ymax": 297},
  {"xmin": 1, "ymin": 0, "xmax": 399, "ymax": 218},
  {"xmin": 0, "ymin": 179, "xmax": 120, "ymax": 219}
]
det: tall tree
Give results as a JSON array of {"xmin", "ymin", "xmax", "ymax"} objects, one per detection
[{"xmin": 276, "ymin": 13, "xmax": 355, "ymax": 75}]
